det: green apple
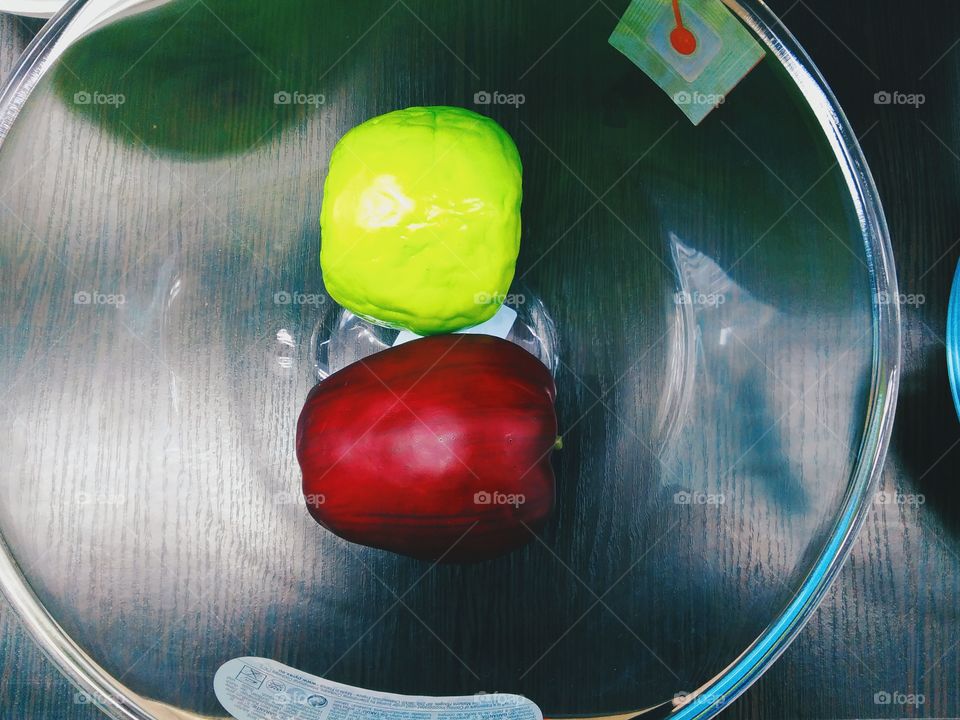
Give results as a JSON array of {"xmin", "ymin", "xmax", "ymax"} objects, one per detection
[{"xmin": 320, "ymin": 106, "xmax": 522, "ymax": 335}]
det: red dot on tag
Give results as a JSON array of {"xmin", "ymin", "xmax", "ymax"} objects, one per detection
[{"xmin": 670, "ymin": 26, "xmax": 697, "ymax": 55}]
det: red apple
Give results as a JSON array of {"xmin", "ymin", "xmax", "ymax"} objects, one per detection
[{"xmin": 296, "ymin": 335, "xmax": 557, "ymax": 562}]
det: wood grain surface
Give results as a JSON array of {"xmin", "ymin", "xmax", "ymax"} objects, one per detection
[{"xmin": 0, "ymin": 1, "xmax": 957, "ymax": 719}]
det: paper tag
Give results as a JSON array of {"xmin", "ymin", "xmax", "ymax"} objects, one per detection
[
  {"xmin": 393, "ymin": 304, "xmax": 518, "ymax": 347},
  {"xmin": 609, "ymin": 0, "xmax": 765, "ymax": 124},
  {"xmin": 214, "ymin": 657, "xmax": 542, "ymax": 720}
]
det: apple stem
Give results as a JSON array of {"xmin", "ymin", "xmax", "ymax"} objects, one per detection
[{"xmin": 554, "ymin": 436, "xmax": 564, "ymax": 450}]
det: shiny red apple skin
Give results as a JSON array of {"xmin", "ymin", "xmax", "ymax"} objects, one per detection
[{"xmin": 296, "ymin": 334, "xmax": 557, "ymax": 562}]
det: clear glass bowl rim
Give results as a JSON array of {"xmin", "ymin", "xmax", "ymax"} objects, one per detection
[{"xmin": 0, "ymin": 1, "xmax": 901, "ymax": 718}]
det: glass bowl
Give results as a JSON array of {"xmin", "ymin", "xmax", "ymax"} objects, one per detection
[
  {"xmin": 0, "ymin": 1, "xmax": 61, "ymax": 18},
  {"xmin": 948, "ymin": 259, "xmax": 960, "ymax": 420},
  {"xmin": 0, "ymin": 0, "xmax": 899, "ymax": 718}
]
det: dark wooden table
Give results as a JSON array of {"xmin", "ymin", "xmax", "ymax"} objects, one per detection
[{"xmin": 1, "ymin": 1, "xmax": 959, "ymax": 719}]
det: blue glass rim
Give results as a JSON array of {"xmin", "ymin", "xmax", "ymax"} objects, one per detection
[{"xmin": 947, "ymin": 259, "xmax": 960, "ymax": 421}]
